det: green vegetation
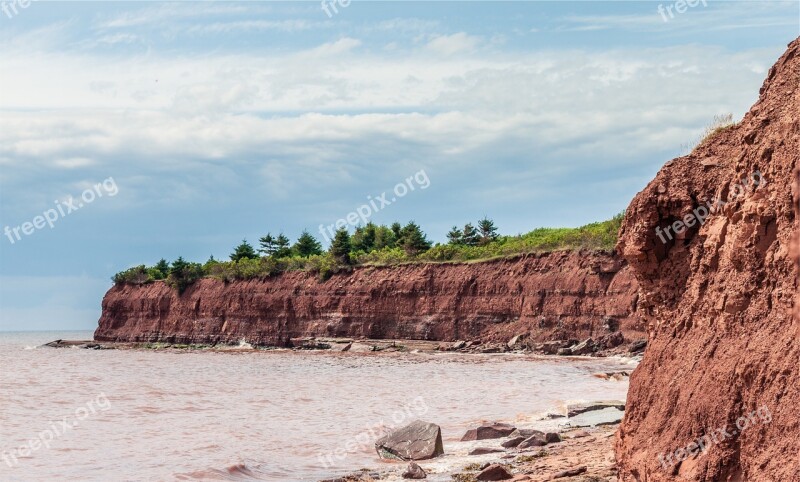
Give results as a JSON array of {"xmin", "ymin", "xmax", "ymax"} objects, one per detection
[{"xmin": 112, "ymin": 214, "xmax": 623, "ymax": 290}]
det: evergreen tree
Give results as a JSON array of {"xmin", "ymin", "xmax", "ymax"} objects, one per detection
[
  {"xmin": 446, "ymin": 226, "xmax": 463, "ymax": 245},
  {"xmin": 477, "ymin": 217, "xmax": 499, "ymax": 246},
  {"xmin": 352, "ymin": 223, "xmax": 377, "ymax": 252},
  {"xmin": 231, "ymin": 239, "xmax": 258, "ymax": 261},
  {"xmin": 154, "ymin": 258, "xmax": 170, "ymax": 278},
  {"xmin": 390, "ymin": 222, "xmax": 403, "ymax": 241},
  {"xmin": 462, "ymin": 223, "xmax": 480, "ymax": 246},
  {"xmin": 399, "ymin": 221, "xmax": 432, "ymax": 256},
  {"xmin": 258, "ymin": 233, "xmax": 276, "ymax": 256},
  {"xmin": 170, "ymin": 256, "xmax": 189, "ymax": 276},
  {"xmin": 330, "ymin": 228, "xmax": 352, "ymax": 264},
  {"xmin": 374, "ymin": 225, "xmax": 396, "ymax": 249},
  {"xmin": 274, "ymin": 233, "xmax": 291, "ymax": 258},
  {"xmin": 293, "ymin": 230, "xmax": 323, "ymax": 257}
]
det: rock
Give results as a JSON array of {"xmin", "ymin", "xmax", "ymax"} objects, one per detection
[
  {"xmin": 517, "ymin": 432, "xmax": 547, "ymax": 449},
  {"xmin": 570, "ymin": 430, "xmax": 590, "ymax": 438},
  {"xmin": 469, "ymin": 447, "xmax": 505, "ymax": 455},
  {"xmin": 501, "ymin": 436, "xmax": 526, "ymax": 448},
  {"xmin": 452, "ymin": 340, "xmax": 467, "ymax": 350},
  {"xmin": 628, "ymin": 339, "xmax": 647, "ymax": 353},
  {"xmin": 461, "ymin": 422, "xmax": 517, "ymax": 441},
  {"xmin": 402, "ymin": 462, "xmax": 427, "ymax": 479},
  {"xmin": 597, "ymin": 331, "xmax": 624, "ymax": 349},
  {"xmin": 544, "ymin": 432, "xmax": 562, "ymax": 443},
  {"xmin": 476, "ymin": 463, "xmax": 513, "ymax": 481},
  {"xmin": 570, "ymin": 338, "xmax": 596, "ymax": 355},
  {"xmin": 602, "ymin": 316, "xmax": 620, "ymax": 332},
  {"xmin": 507, "ymin": 334, "xmax": 526, "ymax": 349},
  {"xmin": 538, "ymin": 341, "xmax": 564, "ymax": 354},
  {"xmin": 567, "ymin": 400, "xmax": 625, "ymax": 417},
  {"xmin": 556, "ymin": 347, "xmax": 572, "ymax": 356},
  {"xmin": 509, "ymin": 428, "xmax": 543, "ymax": 438},
  {"xmin": 550, "ymin": 466, "xmax": 587, "ymax": 479},
  {"xmin": 375, "ymin": 420, "xmax": 444, "ymax": 461}
]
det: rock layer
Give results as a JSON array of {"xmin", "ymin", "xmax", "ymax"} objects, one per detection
[
  {"xmin": 615, "ymin": 39, "xmax": 800, "ymax": 481},
  {"xmin": 94, "ymin": 250, "xmax": 641, "ymax": 346}
]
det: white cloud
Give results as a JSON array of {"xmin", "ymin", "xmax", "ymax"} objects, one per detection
[{"xmin": 425, "ymin": 32, "xmax": 482, "ymax": 56}]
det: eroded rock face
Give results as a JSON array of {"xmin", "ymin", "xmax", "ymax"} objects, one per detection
[
  {"xmin": 94, "ymin": 251, "xmax": 641, "ymax": 346},
  {"xmin": 615, "ymin": 39, "xmax": 800, "ymax": 481}
]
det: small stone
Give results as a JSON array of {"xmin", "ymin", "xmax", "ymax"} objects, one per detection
[
  {"xmin": 402, "ymin": 462, "xmax": 426, "ymax": 479},
  {"xmin": 544, "ymin": 432, "xmax": 562, "ymax": 443},
  {"xmin": 452, "ymin": 340, "xmax": 467, "ymax": 350},
  {"xmin": 570, "ymin": 430, "xmax": 591, "ymax": 438},
  {"xmin": 477, "ymin": 463, "xmax": 513, "ymax": 481}
]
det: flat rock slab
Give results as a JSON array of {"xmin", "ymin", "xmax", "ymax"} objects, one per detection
[
  {"xmin": 566, "ymin": 400, "xmax": 625, "ymax": 417},
  {"xmin": 461, "ymin": 422, "xmax": 517, "ymax": 441},
  {"xmin": 469, "ymin": 447, "xmax": 505, "ymax": 455},
  {"xmin": 564, "ymin": 407, "xmax": 624, "ymax": 428},
  {"xmin": 375, "ymin": 420, "xmax": 444, "ymax": 461}
]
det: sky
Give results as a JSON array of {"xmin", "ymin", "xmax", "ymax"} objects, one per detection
[{"xmin": 0, "ymin": 1, "xmax": 798, "ymax": 331}]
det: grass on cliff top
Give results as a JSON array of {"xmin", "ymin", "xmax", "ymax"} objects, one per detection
[{"xmin": 113, "ymin": 214, "xmax": 623, "ymax": 289}]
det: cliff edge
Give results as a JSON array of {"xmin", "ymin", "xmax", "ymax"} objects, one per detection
[
  {"xmin": 616, "ymin": 39, "xmax": 800, "ymax": 481},
  {"xmin": 94, "ymin": 250, "xmax": 642, "ymax": 347}
]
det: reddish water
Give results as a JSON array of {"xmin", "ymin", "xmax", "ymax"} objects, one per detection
[{"xmin": 0, "ymin": 332, "xmax": 633, "ymax": 481}]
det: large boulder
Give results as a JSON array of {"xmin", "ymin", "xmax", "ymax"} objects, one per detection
[
  {"xmin": 461, "ymin": 422, "xmax": 516, "ymax": 441},
  {"xmin": 375, "ymin": 420, "xmax": 444, "ymax": 461}
]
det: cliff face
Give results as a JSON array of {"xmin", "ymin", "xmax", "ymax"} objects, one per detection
[
  {"xmin": 616, "ymin": 39, "xmax": 800, "ymax": 481},
  {"xmin": 95, "ymin": 250, "xmax": 642, "ymax": 346}
]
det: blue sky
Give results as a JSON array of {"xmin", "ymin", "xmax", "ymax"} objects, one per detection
[{"xmin": 0, "ymin": 1, "xmax": 798, "ymax": 331}]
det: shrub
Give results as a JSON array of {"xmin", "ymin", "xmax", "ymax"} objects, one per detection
[{"xmin": 112, "ymin": 265, "xmax": 152, "ymax": 285}]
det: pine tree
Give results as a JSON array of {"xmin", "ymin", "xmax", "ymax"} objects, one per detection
[
  {"xmin": 170, "ymin": 256, "xmax": 189, "ymax": 276},
  {"xmin": 390, "ymin": 222, "xmax": 403, "ymax": 241},
  {"xmin": 330, "ymin": 228, "xmax": 352, "ymax": 264},
  {"xmin": 446, "ymin": 226, "xmax": 463, "ymax": 245},
  {"xmin": 231, "ymin": 239, "xmax": 258, "ymax": 261},
  {"xmin": 258, "ymin": 233, "xmax": 276, "ymax": 256},
  {"xmin": 400, "ymin": 221, "xmax": 432, "ymax": 256},
  {"xmin": 477, "ymin": 217, "xmax": 499, "ymax": 246},
  {"xmin": 462, "ymin": 223, "xmax": 480, "ymax": 246},
  {"xmin": 293, "ymin": 230, "xmax": 323, "ymax": 257},
  {"xmin": 274, "ymin": 233, "xmax": 291, "ymax": 258},
  {"xmin": 374, "ymin": 225, "xmax": 396, "ymax": 249},
  {"xmin": 352, "ymin": 223, "xmax": 377, "ymax": 252},
  {"xmin": 154, "ymin": 258, "xmax": 170, "ymax": 278}
]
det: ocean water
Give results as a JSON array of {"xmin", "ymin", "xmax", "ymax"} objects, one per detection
[{"xmin": 0, "ymin": 331, "xmax": 634, "ymax": 481}]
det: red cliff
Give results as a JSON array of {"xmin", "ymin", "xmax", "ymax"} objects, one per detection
[
  {"xmin": 94, "ymin": 250, "xmax": 642, "ymax": 347},
  {"xmin": 616, "ymin": 39, "xmax": 800, "ymax": 481}
]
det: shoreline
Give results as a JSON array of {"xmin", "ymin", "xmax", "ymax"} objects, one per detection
[{"xmin": 41, "ymin": 336, "xmax": 645, "ymax": 361}]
